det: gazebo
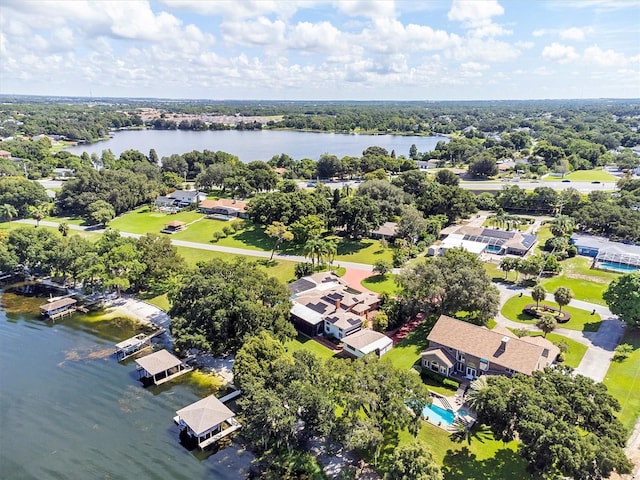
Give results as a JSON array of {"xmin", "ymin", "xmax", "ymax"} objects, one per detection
[
  {"xmin": 134, "ymin": 349, "xmax": 192, "ymax": 386},
  {"xmin": 175, "ymin": 395, "xmax": 241, "ymax": 449},
  {"xmin": 161, "ymin": 220, "xmax": 186, "ymax": 234}
]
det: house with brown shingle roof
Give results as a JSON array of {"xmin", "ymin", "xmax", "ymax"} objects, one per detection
[
  {"xmin": 421, "ymin": 315, "xmax": 559, "ymax": 378},
  {"xmin": 198, "ymin": 198, "xmax": 249, "ymax": 219}
]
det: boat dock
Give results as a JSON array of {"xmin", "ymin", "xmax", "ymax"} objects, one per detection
[
  {"xmin": 40, "ymin": 297, "xmax": 78, "ymax": 321},
  {"xmin": 173, "ymin": 389, "xmax": 242, "ymax": 449},
  {"xmin": 134, "ymin": 349, "xmax": 193, "ymax": 387},
  {"xmin": 114, "ymin": 328, "xmax": 165, "ymax": 361}
]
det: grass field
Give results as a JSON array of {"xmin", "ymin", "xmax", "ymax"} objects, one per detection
[
  {"xmin": 285, "ymin": 334, "xmax": 336, "ymax": 360},
  {"xmin": 109, "ymin": 207, "xmax": 204, "ymax": 234},
  {"xmin": 361, "ymin": 274, "xmax": 399, "ymax": 295},
  {"xmin": 603, "ymin": 327, "xmax": 640, "ymax": 434},
  {"xmin": 383, "ymin": 319, "xmax": 433, "ymax": 371},
  {"xmin": 501, "ymin": 294, "xmax": 601, "ymax": 332},
  {"xmin": 392, "ymin": 424, "xmax": 530, "ymax": 480},
  {"xmin": 542, "ymin": 169, "xmax": 618, "ymax": 182}
]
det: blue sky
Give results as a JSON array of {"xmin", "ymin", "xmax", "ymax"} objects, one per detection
[{"xmin": 1, "ymin": 0, "xmax": 638, "ymax": 100}]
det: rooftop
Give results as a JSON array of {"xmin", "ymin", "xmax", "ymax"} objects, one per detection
[
  {"xmin": 572, "ymin": 233, "xmax": 640, "ymax": 256},
  {"xmin": 342, "ymin": 329, "xmax": 392, "ymax": 354},
  {"xmin": 40, "ymin": 297, "xmax": 77, "ymax": 312},
  {"xmin": 427, "ymin": 315, "xmax": 558, "ymax": 375},
  {"xmin": 176, "ymin": 395, "xmax": 235, "ymax": 436},
  {"xmin": 135, "ymin": 349, "xmax": 182, "ymax": 376}
]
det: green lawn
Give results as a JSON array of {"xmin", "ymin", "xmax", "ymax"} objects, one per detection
[
  {"xmin": 542, "ymin": 169, "xmax": 618, "ymax": 182},
  {"xmin": 361, "ymin": 274, "xmax": 399, "ymax": 295},
  {"xmin": 44, "ymin": 215, "xmax": 87, "ymax": 226},
  {"xmin": 142, "ymin": 293, "xmax": 170, "ymax": 311},
  {"xmin": 534, "ymin": 224, "xmax": 553, "ymax": 255},
  {"xmin": 392, "ymin": 424, "xmax": 531, "ymax": 480},
  {"xmin": 332, "ymin": 237, "xmax": 393, "ymax": 265},
  {"xmin": 110, "ymin": 207, "xmax": 204, "ymax": 234},
  {"xmin": 174, "ymin": 245, "xmax": 297, "ymax": 283},
  {"xmin": 383, "ymin": 319, "xmax": 433, "ymax": 371},
  {"xmin": 285, "ymin": 334, "xmax": 336, "ymax": 361},
  {"xmin": 501, "ymin": 295, "xmax": 601, "ymax": 332},
  {"xmin": 539, "ymin": 276, "xmax": 608, "ymax": 306},
  {"xmin": 603, "ymin": 328, "xmax": 640, "ymax": 434}
]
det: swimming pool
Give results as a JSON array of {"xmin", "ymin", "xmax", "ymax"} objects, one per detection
[
  {"xmin": 599, "ymin": 262, "xmax": 638, "ymax": 273},
  {"xmin": 485, "ymin": 245, "xmax": 501, "ymax": 253},
  {"xmin": 422, "ymin": 403, "xmax": 456, "ymax": 426}
]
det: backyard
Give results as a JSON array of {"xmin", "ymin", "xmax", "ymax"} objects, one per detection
[
  {"xmin": 501, "ymin": 294, "xmax": 602, "ymax": 332},
  {"xmin": 542, "ymin": 169, "xmax": 618, "ymax": 182},
  {"xmin": 361, "ymin": 273, "xmax": 399, "ymax": 295}
]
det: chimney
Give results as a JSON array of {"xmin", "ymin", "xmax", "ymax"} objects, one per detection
[
  {"xmin": 501, "ymin": 336, "xmax": 510, "ymax": 349},
  {"xmin": 335, "ymin": 300, "xmax": 341, "ymax": 310}
]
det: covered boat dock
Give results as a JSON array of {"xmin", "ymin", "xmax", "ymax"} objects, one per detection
[
  {"xmin": 40, "ymin": 297, "xmax": 77, "ymax": 320},
  {"xmin": 114, "ymin": 328, "xmax": 165, "ymax": 361},
  {"xmin": 134, "ymin": 349, "xmax": 192, "ymax": 386},
  {"xmin": 174, "ymin": 393, "xmax": 241, "ymax": 450}
]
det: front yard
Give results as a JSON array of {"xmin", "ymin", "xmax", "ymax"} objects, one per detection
[{"xmin": 501, "ymin": 294, "xmax": 602, "ymax": 332}]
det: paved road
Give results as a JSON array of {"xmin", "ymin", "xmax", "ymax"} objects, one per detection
[
  {"xmin": 459, "ymin": 180, "xmax": 617, "ymax": 193},
  {"xmin": 494, "ymin": 283, "xmax": 625, "ymax": 382}
]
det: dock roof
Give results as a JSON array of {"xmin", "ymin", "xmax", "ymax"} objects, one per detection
[
  {"xmin": 40, "ymin": 297, "xmax": 77, "ymax": 313},
  {"xmin": 176, "ymin": 395, "xmax": 235, "ymax": 436},
  {"xmin": 135, "ymin": 349, "xmax": 182, "ymax": 376}
]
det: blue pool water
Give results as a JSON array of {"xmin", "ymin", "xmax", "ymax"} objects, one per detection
[
  {"xmin": 485, "ymin": 245, "xmax": 501, "ymax": 253},
  {"xmin": 599, "ymin": 262, "xmax": 638, "ymax": 272},
  {"xmin": 422, "ymin": 403, "xmax": 456, "ymax": 425}
]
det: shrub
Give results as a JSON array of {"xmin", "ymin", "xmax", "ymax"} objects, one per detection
[
  {"xmin": 212, "ymin": 231, "xmax": 223, "ymax": 242},
  {"xmin": 613, "ymin": 343, "xmax": 633, "ymax": 362},
  {"xmin": 230, "ymin": 219, "xmax": 245, "ymax": 232},
  {"xmin": 443, "ymin": 378, "xmax": 460, "ymax": 389},
  {"xmin": 222, "ymin": 225, "xmax": 234, "ymax": 236},
  {"xmin": 294, "ymin": 262, "xmax": 314, "ymax": 278}
]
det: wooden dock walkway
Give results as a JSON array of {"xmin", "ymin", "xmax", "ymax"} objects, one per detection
[
  {"xmin": 198, "ymin": 418, "xmax": 241, "ymax": 449},
  {"xmin": 115, "ymin": 329, "xmax": 165, "ymax": 362}
]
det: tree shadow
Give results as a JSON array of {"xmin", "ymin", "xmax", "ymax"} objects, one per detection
[
  {"xmin": 362, "ymin": 274, "xmax": 389, "ymax": 285},
  {"xmin": 442, "ymin": 446, "xmax": 533, "ymax": 480},
  {"xmin": 336, "ymin": 238, "xmax": 370, "ymax": 256},
  {"xmin": 232, "ymin": 226, "xmax": 275, "ymax": 251}
]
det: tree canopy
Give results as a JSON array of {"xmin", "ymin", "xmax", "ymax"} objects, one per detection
[
  {"xmin": 397, "ymin": 248, "xmax": 499, "ymax": 324},
  {"xmin": 169, "ymin": 258, "xmax": 294, "ymax": 355},
  {"xmin": 468, "ymin": 367, "xmax": 631, "ymax": 479},
  {"xmin": 603, "ymin": 272, "xmax": 640, "ymax": 326}
]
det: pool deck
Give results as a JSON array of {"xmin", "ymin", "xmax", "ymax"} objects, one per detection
[{"xmin": 425, "ymin": 390, "xmax": 476, "ymax": 431}]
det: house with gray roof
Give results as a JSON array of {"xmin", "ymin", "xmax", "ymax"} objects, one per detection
[{"xmin": 571, "ymin": 233, "xmax": 640, "ymax": 272}]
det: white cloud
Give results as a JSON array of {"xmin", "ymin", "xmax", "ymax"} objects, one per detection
[
  {"xmin": 583, "ymin": 45, "xmax": 640, "ymax": 66},
  {"xmin": 160, "ymin": 0, "xmax": 302, "ymax": 20},
  {"xmin": 532, "ymin": 29, "xmax": 546, "ymax": 37},
  {"xmin": 221, "ymin": 17, "xmax": 286, "ymax": 47},
  {"xmin": 542, "ymin": 42, "xmax": 579, "ymax": 63},
  {"xmin": 334, "ymin": 0, "xmax": 396, "ymax": 19},
  {"xmin": 559, "ymin": 27, "xmax": 588, "ymax": 41},
  {"xmin": 448, "ymin": 0, "xmax": 504, "ymax": 27}
]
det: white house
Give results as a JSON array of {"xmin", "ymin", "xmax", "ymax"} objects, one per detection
[{"xmin": 341, "ymin": 329, "xmax": 393, "ymax": 358}]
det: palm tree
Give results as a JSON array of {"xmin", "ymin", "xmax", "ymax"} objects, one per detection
[
  {"xmin": 554, "ymin": 287, "xmax": 573, "ymax": 314},
  {"xmin": 536, "ymin": 313, "xmax": 557, "ymax": 338},
  {"xmin": 465, "ymin": 376, "xmax": 489, "ymax": 412},
  {"xmin": 531, "ymin": 284, "xmax": 547, "ymax": 309},
  {"xmin": 550, "ymin": 215, "xmax": 575, "ymax": 238},
  {"xmin": 58, "ymin": 222, "xmax": 70, "ymax": 237},
  {"xmin": 29, "ymin": 203, "xmax": 50, "ymax": 227},
  {"xmin": 303, "ymin": 237, "xmax": 324, "ymax": 269},
  {"xmin": 0, "ymin": 203, "xmax": 18, "ymax": 226}
]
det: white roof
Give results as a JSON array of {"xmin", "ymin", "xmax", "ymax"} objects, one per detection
[
  {"xmin": 291, "ymin": 303, "xmax": 325, "ymax": 325},
  {"xmin": 342, "ymin": 329, "xmax": 392, "ymax": 355},
  {"xmin": 440, "ymin": 237, "xmax": 487, "ymax": 254},
  {"xmin": 115, "ymin": 333, "xmax": 146, "ymax": 350},
  {"xmin": 176, "ymin": 395, "xmax": 235, "ymax": 436}
]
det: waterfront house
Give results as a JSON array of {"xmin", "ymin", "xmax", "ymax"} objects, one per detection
[
  {"xmin": 175, "ymin": 395, "xmax": 240, "ymax": 450},
  {"xmin": 421, "ymin": 315, "xmax": 559, "ymax": 378},
  {"xmin": 134, "ymin": 349, "xmax": 192, "ymax": 386},
  {"xmin": 288, "ymin": 272, "xmax": 379, "ymax": 338},
  {"xmin": 341, "ymin": 329, "xmax": 393, "ymax": 358}
]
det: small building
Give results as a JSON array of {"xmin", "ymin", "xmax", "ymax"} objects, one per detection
[
  {"xmin": 134, "ymin": 349, "xmax": 192, "ymax": 386},
  {"xmin": 0, "ymin": 149, "xmax": 12, "ymax": 159},
  {"xmin": 341, "ymin": 329, "xmax": 393, "ymax": 358},
  {"xmin": 421, "ymin": 315, "xmax": 559, "ymax": 379},
  {"xmin": 198, "ymin": 198, "xmax": 249, "ymax": 219},
  {"xmin": 175, "ymin": 394, "xmax": 240, "ymax": 450},
  {"xmin": 428, "ymin": 233, "xmax": 487, "ymax": 257},
  {"xmin": 40, "ymin": 297, "xmax": 77, "ymax": 320},
  {"xmin": 168, "ymin": 189, "xmax": 206, "ymax": 206},
  {"xmin": 161, "ymin": 220, "xmax": 186, "ymax": 234},
  {"xmin": 370, "ymin": 222, "xmax": 398, "ymax": 241}
]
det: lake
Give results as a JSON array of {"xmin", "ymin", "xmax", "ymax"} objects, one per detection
[
  {"xmin": 0, "ymin": 290, "xmax": 252, "ymax": 480},
  {"xmin": 66, "ymin": 129, "xmax": 446, "ymax": 162}
]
